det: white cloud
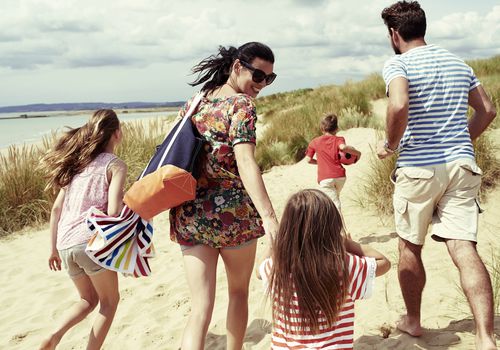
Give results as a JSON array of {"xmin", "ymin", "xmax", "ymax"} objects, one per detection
[{"xmin": 0, "ymin": 0, "xmax": 498, "ymax": 105}]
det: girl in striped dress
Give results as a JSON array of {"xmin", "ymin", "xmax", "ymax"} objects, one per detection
[
  {"xmin": 39, "ymin": 110, "xmax": 127, "ymax": 350},
  {"xmin": 258, "ymin": 189, "xmax": 390, "ymax": 349}
]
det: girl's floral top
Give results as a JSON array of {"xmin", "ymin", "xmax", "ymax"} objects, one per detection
[{"xmin": 169, "ymin": 93, "xmax": 265, "ymax": 248}]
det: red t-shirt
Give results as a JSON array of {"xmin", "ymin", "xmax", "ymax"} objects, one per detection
[{"xmin": 306, "ymin": 135, "xmax": 346, "ymax": 182}]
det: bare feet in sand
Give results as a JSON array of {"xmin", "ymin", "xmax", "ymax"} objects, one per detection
[
  {"xmin": 396, "ymin": 315, "xmax": 423, "ymax": 337},
  {"xmin": 475, "ymin": 335, "xmax": 497, "ymax": 350},
  {"xmin": 39, "ymin": 335, "xmax": 59, "ymax": 350}
]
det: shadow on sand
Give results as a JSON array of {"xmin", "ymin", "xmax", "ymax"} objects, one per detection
[
  {"xmin": 354, "ymin": 316, "xmax": 500, "ymax": 349},
  {"xmin": 205, "ymin": 318, "xmax": 272, "ymax": 349},
  {"xmin": 358, "ymin": 231, "xmax": 399, "ymax": 244}
]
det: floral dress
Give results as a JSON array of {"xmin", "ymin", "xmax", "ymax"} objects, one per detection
[{"xmin": 169, "ymin": 93, "xmax": 265, "ymax": 248}]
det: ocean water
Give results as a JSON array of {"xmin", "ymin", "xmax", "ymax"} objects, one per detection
[{"xmin": 0, "ymin": 109, "xmax": 178, "ymax": 148}]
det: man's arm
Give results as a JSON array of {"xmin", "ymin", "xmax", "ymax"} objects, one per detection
[
  {"xmin": 377, "ymin": 77, "xmax": 409, "ymax": 159},
  {"xmin": 468, "ymin": 86, "xmax": 496, "ymax": 141}
]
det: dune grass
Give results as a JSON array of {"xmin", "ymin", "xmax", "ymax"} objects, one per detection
[
  {"xmin": 358, "ymin": 131, "xmax": 500, "ymax": 216},
  {"xmin": 468, "ymin": 55, "xmax": 500, "ymax": 129},
  {"xmin": 0, "ymin": 117, "xmax": 175, "ymax": 237},
  {"xmin": 255, "ymin": 75, "xmax": 385, "ymax": 171},
  {"xmin": 0, "ymin": 146, "xmax": 53, "ymax": 235}
]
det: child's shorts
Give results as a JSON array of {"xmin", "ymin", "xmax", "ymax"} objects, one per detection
[{"xmin": 59, "ymin": 243, "xmax": 103, "ymax": 278}]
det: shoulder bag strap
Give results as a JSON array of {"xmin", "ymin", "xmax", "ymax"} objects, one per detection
[{"xmin": 155, "ymin": 92, "xmax": 204, "ymax": 171}]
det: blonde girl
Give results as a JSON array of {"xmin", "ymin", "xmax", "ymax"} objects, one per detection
[
  {"xmin": 259, "ymin": 189, "xmax": 390, "ymax": 349},
  {"xmin": 40, "ymin": 109, "xmax": 127, "ymax": 350}
]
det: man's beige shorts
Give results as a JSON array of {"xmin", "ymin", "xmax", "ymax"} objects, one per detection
[{"xmin": 392, "ymin": 158, "xmax": 482, "ymax": 245}]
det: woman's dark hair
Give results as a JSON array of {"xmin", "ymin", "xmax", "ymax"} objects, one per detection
[
  {"xmin": 190, "ymin": 42, "xmax": 275, "ymax": 92},
  {"xmin": 381, "ymin": 1, "xmax": 426, "ymax": 41}
]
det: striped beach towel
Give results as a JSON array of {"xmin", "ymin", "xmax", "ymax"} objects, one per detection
[{"xmin": 85, "ymin": 205, "xmax": 155, "ymax": 277}]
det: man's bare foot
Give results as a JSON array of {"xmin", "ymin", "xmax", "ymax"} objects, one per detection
[
  {"xmin": 396, "ymin": 315, "xmax": 423, "ymax": 337},
  {"xmin": 475, "ymin": 334, "xmax": 497, "ymax": 350},
  {"xmin": 39, "ymin": 335, "xmax": 59, "ymax": 350}
]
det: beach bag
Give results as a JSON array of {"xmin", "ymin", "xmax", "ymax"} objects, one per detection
[{"xmin": 123, "ymin": 92, "xmax": 205, "ymax": 220}]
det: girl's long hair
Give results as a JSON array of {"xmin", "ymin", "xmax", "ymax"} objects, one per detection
[
  {"xmin": 189, "ymin": 41, "xmax": 274, "ymax": 93},
  {"xmin": 41, "ymin": 109, "xmax": 120, "ymax": 192},
  {"xmin": 269, "ymin": 189, "xmax": 349, "ymax": 332}
]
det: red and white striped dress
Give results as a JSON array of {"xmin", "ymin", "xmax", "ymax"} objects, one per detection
[{"xmin": 259, "ymin": 253, "xmax": 376, "ymax": 349}]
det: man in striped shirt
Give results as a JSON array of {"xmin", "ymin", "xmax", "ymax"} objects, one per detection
[{"xmin": 377, "ymin": 1, "xmax": 497, "ymax": 349}]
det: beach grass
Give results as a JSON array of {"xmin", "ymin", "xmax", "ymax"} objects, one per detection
[
  {"xmin": 358, "ymin": 132, "xmax": 500, "ymax": 216},
  {"xmin": 255, "ymin": 76, "xmax": 385, "ymax": 171},
  {"xmin": 0, "ymin": 117, "xmax": 174, "ymax": 236},
  {"xmin": 0, "ymin": 145, "xmax": 53, "ymax": 235}
]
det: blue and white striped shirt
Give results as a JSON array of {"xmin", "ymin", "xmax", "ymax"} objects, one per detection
[{"xmin": 382, "ymin": 44, "xmax": 480, "ymax": 167}]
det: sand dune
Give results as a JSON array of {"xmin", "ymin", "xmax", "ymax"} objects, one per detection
[{"xmin": 0, "ymin": 125, "xmax": 499, "ymax": 349}]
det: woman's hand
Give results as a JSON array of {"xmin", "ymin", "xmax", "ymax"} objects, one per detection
[
  {"xmin": 262, "ymin": 216, "xmax": 279, "ymax": 243},
  {"xmin": 48, "ymin": 251, "xmax": 62, "ymax": 271}
]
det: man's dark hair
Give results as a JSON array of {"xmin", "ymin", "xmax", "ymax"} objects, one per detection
[{"xmin": 381, "ymin": 1, "xmax": 426, "ymax": 41}]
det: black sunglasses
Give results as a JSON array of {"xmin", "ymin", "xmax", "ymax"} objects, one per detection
[{"xmin": 240, "ymin": 61, "xmax": 277, "ymax": 85}]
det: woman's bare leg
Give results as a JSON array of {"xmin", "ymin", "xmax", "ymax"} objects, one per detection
[
  {"xmin": 220, "ymin": 241, "xmax": 257, "ymax": 350},
  {"xmin": 181, "ymin": 245, "xmax": 219, "ymax": 350}
]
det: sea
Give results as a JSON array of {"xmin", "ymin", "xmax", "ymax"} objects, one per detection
[{"xmin": 0, "ymin": 109, "xmax": 178, "ymax": 149}]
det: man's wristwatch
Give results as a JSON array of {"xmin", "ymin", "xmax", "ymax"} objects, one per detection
[{"xmin": 383, "ymin": 140, "xmax": 399, "ymax": 154}]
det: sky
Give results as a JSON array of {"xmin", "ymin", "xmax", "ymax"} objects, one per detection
[{"xmin": 1, "ymin": 0, "xmax": 499, "ymax": 107}]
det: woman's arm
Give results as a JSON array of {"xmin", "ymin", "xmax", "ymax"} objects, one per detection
[
  {"xmin": 344, "ymin": 238, "xmax": 391, "ymax": 276},
  {"xmin": 234, "ymin": 143, "xmax": 279, "ymax": 244},
  {"xmin": 48, "ymin": 188, "xmax": 66, "ymax": 271},
  {"xmin": 107, "ymin": 159, "xmax": 128, "ymax": 217}
]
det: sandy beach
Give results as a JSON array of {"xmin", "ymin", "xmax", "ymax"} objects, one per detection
[{"xmin": 0, "ymin": 111, "xmax": 499, "ymax": 349}]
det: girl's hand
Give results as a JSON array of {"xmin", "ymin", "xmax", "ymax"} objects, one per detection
[{"xmin": 48, "ymin": 252, "xmax": 62, "ymax": 271}]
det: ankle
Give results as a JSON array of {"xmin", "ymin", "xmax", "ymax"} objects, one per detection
[{"xmin": 475, "ymin": 331, "xmax": 496, "ymax": 347}]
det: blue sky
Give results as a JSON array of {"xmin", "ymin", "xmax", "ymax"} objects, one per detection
[{"xmin": 1, "ymin": 0, "xmax": 499, "ymax": 107}]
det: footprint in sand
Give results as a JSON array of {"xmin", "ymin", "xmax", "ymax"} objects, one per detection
[{"xmin": 425, "ymin": 332, "xmax": 461, "ymax": 346}]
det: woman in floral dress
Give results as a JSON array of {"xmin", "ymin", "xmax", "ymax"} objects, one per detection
[{"xmin": 169, "ymin": 42, "xmax": 279, "ymax": 350}]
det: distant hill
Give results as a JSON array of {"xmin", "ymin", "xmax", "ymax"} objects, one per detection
[{"xmin": 0, "ymin": 101, "xmax": 185, "ymax": 114}]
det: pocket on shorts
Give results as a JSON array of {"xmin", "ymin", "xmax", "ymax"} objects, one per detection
[
  {"xmin": 393, "ymin": 197, "xmax": 408, "ymax": 214},
  {"xmin": 459, "ymin": 162, "xmax": 483, "ymax": 176},
  {"xmin": 400, "ymin": 167, "xmax": 434, "ymax": 180}
]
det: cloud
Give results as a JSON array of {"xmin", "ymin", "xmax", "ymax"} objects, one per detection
[
  {"xmin": 1, "ymin": 0, "xmax": 499, "ymax": 105},
  {"xmin": 429, "ymin": 5, "xmax": 500, "ymax": 58}
]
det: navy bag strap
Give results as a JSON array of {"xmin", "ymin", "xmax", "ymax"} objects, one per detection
[{"xmin": 138, "ymin": 92, "xmax": 205, "ymax": 180}]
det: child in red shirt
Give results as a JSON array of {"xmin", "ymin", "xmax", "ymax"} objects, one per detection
[{"xmin": 305, "ymin": 114, "xmax": 361, "ymax": 212}]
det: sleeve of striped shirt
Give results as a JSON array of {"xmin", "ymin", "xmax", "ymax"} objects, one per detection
[
  {"xmin": 382, "ymin": 56, "xmax": 407, "ymax": 96},
  {"xmin": 259, "ymin": 258, "xmax": 273, "ymax": 292},
  {"xmin": 347, "ymin": 254, "xmax": 377, "ymax": 300},
  {"xmin": 468, "ymin": 66, "xmax": 481, "ymax": 91}
]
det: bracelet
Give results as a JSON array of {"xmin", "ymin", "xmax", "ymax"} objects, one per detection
[{"xmin": 383, "ymin": 140, "xmax": 399, "ymax": 153}]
